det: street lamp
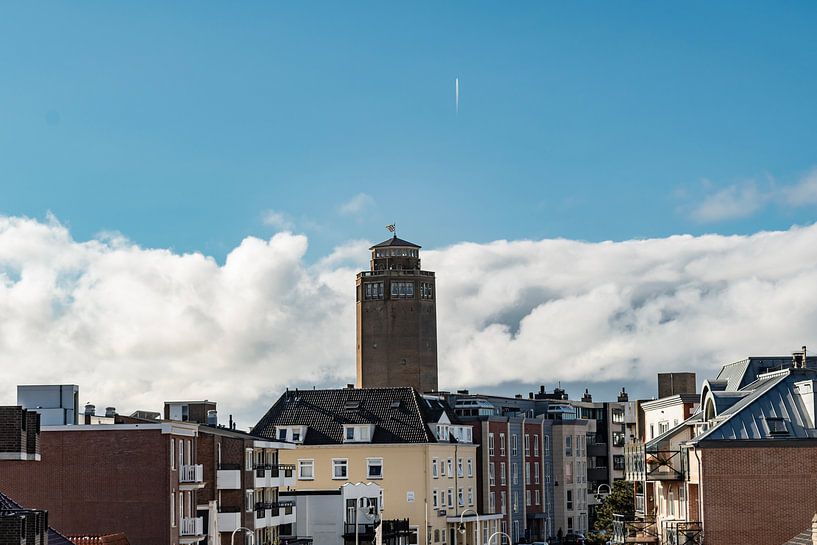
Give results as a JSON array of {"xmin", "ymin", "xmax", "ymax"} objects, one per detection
[
  {"xmin": 231, "ymin": 527, "xmax": 254, "ymax": 545},
  {"xmin": 487, "ymin": 530, "xmax": 512, "ymax": 545},
  {"xmin": 457, "ymin": 508, "xmax": 481, "ymax": 545}
]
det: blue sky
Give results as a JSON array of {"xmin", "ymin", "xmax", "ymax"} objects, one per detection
[{"xmin": 2, "ymin": 2, "xmax": 817, "ymax": 261}]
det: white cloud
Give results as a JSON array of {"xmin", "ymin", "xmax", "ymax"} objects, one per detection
[
  {"xmin": 338, "ymin": 193, "xmax": 375, "ymax": 216},
  {"xmin": 688, "ymin": 168, "xmax": 817, "ymax": 222},
  {"xmin": 782, "ymin": 169, "xmax": 817, "ymax": 206},
  {"xmin": 2, "ymin": 215, "xmax": 817, "ymax": 428},
  {"xmin": 262, "ymin": 210, "xmax": 294, "ymax": 230},
  {"xmin": 689, "ymin": 181, "xmax": 768, "ymax": 222}
]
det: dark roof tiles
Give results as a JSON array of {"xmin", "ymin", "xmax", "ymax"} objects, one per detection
[
  {"xmin": 370, "ymin": 236, "xmax": 421, "ymax": 249},
  {"xmin": 253, "ymin": 387, "xmax": 452, "ymax": 445}
]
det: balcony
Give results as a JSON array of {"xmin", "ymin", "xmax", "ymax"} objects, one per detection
[
  {"xmin": 217, "ymin": 507, "xmax": 242, "ymax": 533},
  {"xmin": 179, "ymin": 464, "xmax": 205, "ymax": 490},
  {"xmin": 634, "ymin": 494, "xmax": 645, "ymax": 516},
  {"xmin": 612, "ymin": 515, "xmax": 658, "ymax": 544},
  {"xmin": 180, "ymin": 517, "xmax": 205, "ymax": 543},
  {"xmin": 217, "ymin": 463, "xmax": 241, "ymax": 490},
  {"xmin": 343, "ymin": 523, "xmax": 379, "ymax": 538},
  {"xmin": 254, "ymin": 464, "xmax": 296, "ymax": 489},
  {"xmin": 624, "ymin": 444, "xmax": 685, "ymax": 481},
  {"xmin": 253, "ymin": 501, "xmax": 296, "ymax": 529},
  {"xmin": 663, "ymin": 521, "xmax": 703, "ymax": 545},
  {"xmin": 588, "ymin": 442, "xmax": 608, "ymax": 457}
]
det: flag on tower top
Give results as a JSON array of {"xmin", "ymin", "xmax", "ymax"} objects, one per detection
[{"xmin": 386, "ymin": 224, "xmax": 396, "ymax": 233}]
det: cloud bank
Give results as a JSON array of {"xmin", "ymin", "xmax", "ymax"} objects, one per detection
[{"xmin": 2, "ymin": 215, "xmax": 817, "ymax": 426}]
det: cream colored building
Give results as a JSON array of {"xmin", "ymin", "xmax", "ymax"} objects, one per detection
[{"xmin": 254, "ymin": 387, "xmax": 500, "ymax": 545}]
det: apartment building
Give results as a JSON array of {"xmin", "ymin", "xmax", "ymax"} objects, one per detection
[
  {"xmin": 160, "ymin": 401, "xmax": 298, "ymax": 545},
  {"xmin": 252, "ymin": 387, "xmax": 499, "ymax": 545},
  {"xmin": 445, "ymin": 396, "xmax": 555, "ymax": 543},
  {"xmin": 621, "ymin": 350, "xmax": 817, "ymax": 545},
  {"xmin": 550, "ymin": 418, "xmax": 590, "ymax": 539},
  {"xmin": 0, "ymin": 422, "xmax": 205, "ymax": 545}
]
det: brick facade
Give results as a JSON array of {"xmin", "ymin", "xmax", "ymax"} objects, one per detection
[
  {"xmin": 0, "ymin": 407, "xmax": 40, "ymax": 461},
  {"xmin": 699, "ymin": 442, "xmax": 817, "ymax": 545},
  {"xmin": 0, "ymin": 425, "xmax": 198, "ymax": 545}
]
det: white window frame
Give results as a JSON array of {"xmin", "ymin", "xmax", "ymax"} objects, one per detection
[
  {"xmin": 332, "ymin": 458, "xmax": 349, "ymax": 480},
  {"xmin": 488, "ymin": 433, "xmax": 495, "ymax": 456},
  {"xmin": 170, "ymin": 438, "xmax": 175, "ymax": 470},
  {"xmin": 534, "ymin": 434, "xmax": 539, "ymax": 456},
  {"xmin": 298, "ymin": 459, "xmax": 314, "ymax": 480},
  {"xmin": 366, "ymin": 457, "xmax": 384, "ymax": 480},
  {"xmin": 467, "ymin": 458, "xmax": 473, "ymax": 477},
  {"xmin": 432, "ymin": 458, "xmax": 439, "ymax": 479},
  {"xmin": 245, "ymin": 448, "xmax": 253, "ymax": 471}
]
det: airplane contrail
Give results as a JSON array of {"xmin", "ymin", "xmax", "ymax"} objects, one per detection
[{"xmin": 455, "ymin": 77, "xmax": 459, "ymax": 113}]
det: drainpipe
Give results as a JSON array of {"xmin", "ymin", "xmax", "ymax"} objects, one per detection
[{"xmin": 693, "ymin": 447, "xmax": 704, "ymax": 531}]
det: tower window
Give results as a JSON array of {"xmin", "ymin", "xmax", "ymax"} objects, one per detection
[
  {"xmin": 420, "ymin": 282, "xmax": 434, "ymax": 299},
  {"xmin": 364, "ymin": 282, "xmax": 384, "ymax": 300},
  {"xmin": 390, "ymin": 282, "xmax": 414, "ymax": 299}
]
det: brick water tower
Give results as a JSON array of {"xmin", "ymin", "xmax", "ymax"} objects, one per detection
[{"xmin": 355, "ymin": 233, "xmax": 438, "ymax": 392}]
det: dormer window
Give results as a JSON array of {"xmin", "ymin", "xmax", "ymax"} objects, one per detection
[
  {"xmin": 435, "ymin": 424, "xmax": 450, "ymax": 442},
  {"xmin": 275, "ymin": 426, "xmax": 307, "ymax": 444},
  {"xmin": 343, "ymin": 424, "xmax": 375, "ymax": 443},
  {"xmin": 765, "ymin": 417, "xmax": 788, "ymax": 436}
]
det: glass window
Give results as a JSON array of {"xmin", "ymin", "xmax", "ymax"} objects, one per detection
[
  {"xmin": 534, "ymin": 434, "xmax": 539, "ymax": 456},
  {"xmin": 298, "ymin": 459, "xmax": 314, "ymax": 480},
  {"xmin": 488, "ymin": 433, "xmax": 495, "ymax": 456},
  {"xmin": 489, "ymin": 463, "xmax": 495, "ymax": 485},
  {"xmin": 332, "ymin": 459, "xmax": 348, "ymax": 479},
  {"xmin": 512, "ymin": 434, "xmax": 518, "ymax": 456},
  {"xmin": 346, "ymin": 427, "xmax": 355, "ymax": 440},
  {"xmin": 367, "ymin": 458, "xmax": 383, "ymax": 479},
  {"xmin": 432, "ymin": 458, "xmax": 439, "ymax": 478},
  {"xmin": 567, "ymin": 490, "xmax": 573, "ymax": 510},
  {"xmin": 467, "ymin": 458, "xmax": 473, "ymax": 477},
  {"xmin": 500, "ymin": 462, "xmax": 506, "ymax": 484}
]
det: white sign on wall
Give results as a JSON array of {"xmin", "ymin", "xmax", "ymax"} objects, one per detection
[{"xmin": 406, "ymin": 491, "xmax": 415, "ymax": 503}]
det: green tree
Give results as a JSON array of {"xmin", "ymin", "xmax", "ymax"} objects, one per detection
[{"xmin": 592, "ymin": 480, "xmax": 634, "ymax": 541}]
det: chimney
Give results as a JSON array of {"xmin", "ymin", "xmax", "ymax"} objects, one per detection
[
  {"xmin": 582, "ymin": 389, "xmax": 593, "ymax": 403},
  {"xmin": 105, "ymin": 407, "xmax": 116, "ymax": 418},
  {"xmin": 515, "ymin": 394, "xmax": 523, "ymax": 399},
  {"xmin": 794, "ymin": 346, "xmax": 807, "ymax": 369},
  {"xmin": 529, "ymin": 392, "xmax": 534, "ymax": 399},
  {"xmin": 346, "ymin": 383, "xmax": 355, "ymax": 389},
  {"xmin": 617, "ymin": 387, "xmax": 629, "ymax": 402},
  {"xmin": 229, "ymin": 414, "xmax": 233, "ymax": 430},
  {"xmin": 84, "ymin": 403, "xmax": 95, "ymax": 417},
  {"xmin": 207, "ymin": 410, "xmax": 218, "ymax": 426}
]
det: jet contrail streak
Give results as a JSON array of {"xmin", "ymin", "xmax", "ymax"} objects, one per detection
[{"xmin": 455, "ymin": 77, "xmax": 459, "ymax": 113}]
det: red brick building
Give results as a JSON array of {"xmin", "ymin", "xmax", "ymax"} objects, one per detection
[{"xmin": 0, "ymin": 422, "xmax": 204, "ymax": 545}]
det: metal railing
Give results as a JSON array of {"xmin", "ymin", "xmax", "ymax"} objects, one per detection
[
  {"xmin": 253, "ymin": 463, "xmax": 296, "ymax": 478},
  {"xmin": 358, "ymin": 270, "xmax": 435, "ymax": 277},
  {"xmin": 180, "ymin": 517, "xmax": 203, "ymax": 536},
  {"xmin": 612, "ymin": 515, "xmax": 658, "ymax": 544},
  {"xmin": 180, "ymin": 464, "xmax": 204, "ymax": 483},
  {"xmin": 624, "ymin": 444, "xmax": 685, "ymax": 481},
  {"xmin": 664, "ymin": 521, "xmax": 703, "ymax": 545}
]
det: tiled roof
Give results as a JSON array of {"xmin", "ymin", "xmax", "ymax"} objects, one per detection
[
  {"xmin": 370, "ymin": 236, "xmax": 421, "ymax": 249},
  {"xmin": 252, "ymin": 387, "xmax": 441, "ymax": 444}
]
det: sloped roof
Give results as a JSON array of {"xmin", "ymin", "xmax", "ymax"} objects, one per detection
[
  {"xmin": 252, "ymin": 387, "xmax": 442, "ymax": 444},
  {"xmin": 715, "ymin": 356, "xmax": 817, "ymax": 392},
  {"xmin": 370, "ymin": 236, "xmax": 421, "ymax": 249},
  {"xmin": 695, "ymin": 368, "xmax": 817, "ymax": 442}
]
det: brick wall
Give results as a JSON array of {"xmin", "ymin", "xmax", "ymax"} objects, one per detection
[
  {"xmin": 701, "ymin": 443, "xmax": 817, "ymax": 545},
  {"xmin": 0, "ymin": 428, "xmax": 175, "ymax": 545},
  {"xmin": 0, "ymin": 407, "xmax": 25, "ymax": 456}
]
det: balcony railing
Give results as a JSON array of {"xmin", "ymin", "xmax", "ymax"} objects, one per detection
[
  {"xmin": 624, "ymin": 444, "xmax": 685, "ymax": 481},
  {"xmin": 358, "ymin": 270, "xmax": 435, "ymax": 277},
  {"xmin": 254, "ymin": 464, "xmax": 296, "ymax": 478},
  {"xmin": 256, "ymin": 500, "xmax": 295, "ymax": 512},
  {"xmin": 180, "ymin": 464, "xmax": 204, "ymax": 483},
  {"xmin": 180, "ymin": 517, "xmax": 204, "ymax": 536},
  {"xmin": 634, "ymin": 493, "xmax": 645, "ymax": 515},
  {"xmin": 343, "ymin": 523, "xmax": 378, "ymax": 537},
  {"xmin": 664, "ymin": 521, "xmax": 703, "ymax": 545},
  {"xmin": 612, "ymin": 515, "xmax": 658, "ymax": 544}
]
